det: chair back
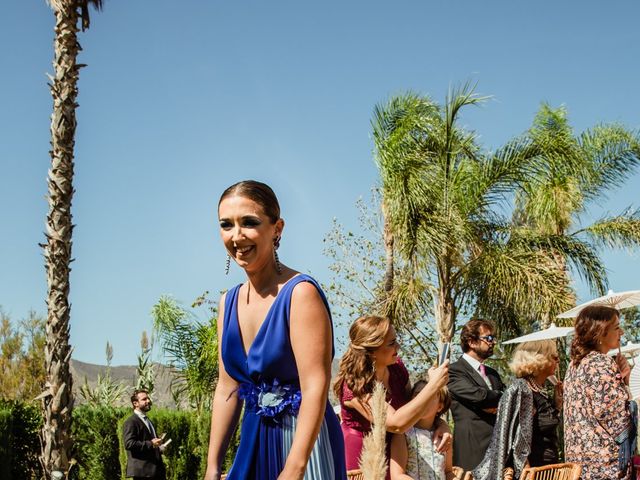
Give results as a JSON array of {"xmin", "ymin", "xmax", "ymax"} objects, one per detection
[
  {"xmin": 347, "ymin": 469, "xmax": 364, "ymax": 480},
  {"xmin": 519, "ymin": 462, "xmax": 582, "ymax": 480},
  {"xmin": 460, "ymin": 467, "xmax": 512, "ymax": 480}
]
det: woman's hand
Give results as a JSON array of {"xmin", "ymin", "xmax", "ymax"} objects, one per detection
[
  {"xmin": 553, "ymin": 380, "xmax": 564, "ymax": 411},
  {"xmin": 433, "ymin": 422, "xmax": 452, "ymax": 454},
  {"xmin": 616, "ymin": 353, "xmax": 631, "ymax": 385},
  {"xmin": 277, "ymin": 464, "xmax": 305, "ymax": 480},
  {"xmin": 427, "ymin": 359, "xmax": 450, "ymax": 390},
  {"xmin": 203, "ymin": 468, "xmax": 221, "ymax": 480}
]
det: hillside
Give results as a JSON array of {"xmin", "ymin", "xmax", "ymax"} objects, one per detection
[
  {"xmin": 70, "ymin": 359, "xmax": 181, "ymax": 408},
  {"xmin": 71, "ymin": 358, "xmax": 344, "ymax": 408}
]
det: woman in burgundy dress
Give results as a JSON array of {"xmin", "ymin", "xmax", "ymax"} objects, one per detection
[{"xmin": 333, "ymin": 315, "xmax": 450, "ymax": 474}]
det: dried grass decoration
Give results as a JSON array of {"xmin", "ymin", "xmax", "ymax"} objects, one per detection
[{"xmin": 359, "ymin": 381, "xmax": 388, "ymax": 480}]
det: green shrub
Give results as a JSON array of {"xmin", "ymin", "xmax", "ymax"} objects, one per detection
[
  {"xmin": 0, "ymin": 399, "xmax": 43, "ymax": 480},
  {"xmin": 0, "ymin": 400, "xmax": 241, "ymax": 480},
  {"xmin": 70, "ymin": 405, "xmax": 129, "ymax": 480},
  {"xmin": 0, "ymin": 405, "xmax": 12, "ymax": 479}
]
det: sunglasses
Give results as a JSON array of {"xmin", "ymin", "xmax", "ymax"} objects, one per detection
[{"xmin": 477, "ymin": 335, "xmax": 497, "ymax": 343}]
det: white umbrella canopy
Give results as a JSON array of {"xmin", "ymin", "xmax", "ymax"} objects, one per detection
[
  {"xmin": 557, "ymin": 289, "xmax": 640, "ymax": 319},
  {"xmin": 608, "ymin": 341, "xmax": 640, "ymax": 356},
  {"xmin": 628, "ymin": 362, "xmax": 640, "ymax": 401},
  {"xmin": 502, "ymin": 323, "xmax": 574, "ymax": 344}
]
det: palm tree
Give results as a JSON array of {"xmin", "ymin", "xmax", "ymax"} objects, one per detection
[
  {"xmin": 372, "ymin": 86, "xmax": 574, "ymax": 348},
  {"xmin": 152, "ymin": 295, "xmax": 219, "ymax": 413},
  {"xmin": 41, "ymin": 0, "xmax": 103, "ymax": 476},
  {"xmin": 515, "ymin": 104, "xmax": 640, "ymax": 325}
]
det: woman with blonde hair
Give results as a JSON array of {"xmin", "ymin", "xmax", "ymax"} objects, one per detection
[
  {"xmin": 473, "ymin": 339, "xmax": 562, "ymax": 480},
  {"xmin": 334, "ymin": 315, "xmax": 450, "ymax": 475}
]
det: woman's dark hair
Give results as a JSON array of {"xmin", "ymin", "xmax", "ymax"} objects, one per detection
[
  {"xmin": 460, "ymin": 318, "xmax": 495, "ymax": 353},
  {"xmin": 218, "ymin": 180, "xmax": 281, "ymax": 224},
  {"xmin": 570, "ymin": 305, "xmax": 619, "ymax": 366}
]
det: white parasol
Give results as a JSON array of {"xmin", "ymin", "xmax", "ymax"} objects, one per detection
[
  {"xmin": 608, "ymin": 342, "xmax": 640, "ymax": 356},
  {"xmin": 502, "ymin": 323, "xmax": 574, "ymax": 344},
  {"xmin": 628, "ymin": 362, "xmax": 640, "ymax": 401},
  {"xmin": 557, "ymin": 289, "xmax": 640, "ymax": 319}
]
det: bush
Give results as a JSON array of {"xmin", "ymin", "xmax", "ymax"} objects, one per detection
[
  {"xmin": 71, "ymin": 405, "xmax": 129, "ymax": 480},
  {"xmin": 0, "ymin": 400, "xmax": 241, "ymax": 479},
  {"xmin": 0, "ymin": 399, "xmax": 43, "ymax": 480},
  {"xmin": 0, "ymin": 405, "xmax": 12, "ymax": 479}
]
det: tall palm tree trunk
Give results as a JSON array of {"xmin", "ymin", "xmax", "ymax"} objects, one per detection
[
  {"xmin": 41, "ymin": 0, "xmax": 81, "ymax": 475},
  {"xmin": 436, "ymin": 262, "xmax": 455, "ymax": 346},
  {"xmin": 382, "ymin": 202, "xmax": 394, "ymax": 296}
]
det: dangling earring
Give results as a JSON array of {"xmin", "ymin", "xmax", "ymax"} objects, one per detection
[
  {"xmin": 274, "ymin": 236, "xmax": 282, "ymax": 275},
  {"xmin": 225, "ymin": 254, "xmax": 230, "ymax": 275}
]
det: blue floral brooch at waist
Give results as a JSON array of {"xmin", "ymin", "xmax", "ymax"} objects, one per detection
[{"xmin": 238, "ymin": 379, "xmax": 302, "ymax": 422}]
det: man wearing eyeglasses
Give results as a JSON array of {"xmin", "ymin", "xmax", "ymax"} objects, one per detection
[{"xmin": 448, "ymin": 318, "xmax": 505, "ymax": 472}]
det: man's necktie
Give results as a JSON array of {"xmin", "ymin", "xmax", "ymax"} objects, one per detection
[
  {"xmin": 479, "ymin": 363, "xmax": 492, "ymax": 389},
  {"xmin": 142, "ymin": 415, "xmax": 157, "ymax": 438}
]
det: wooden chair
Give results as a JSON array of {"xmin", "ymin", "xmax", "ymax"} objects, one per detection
[
  {"xmin": 461, "ymin": 467, "xmax": 514, "ymax": 480},
  {"xmin": 347, "ymin": 469, "xmax": 364, "ymax": 479},
  {"xmin": 519, "ymin": 463, "xmax": 581, "ymax": 480}
]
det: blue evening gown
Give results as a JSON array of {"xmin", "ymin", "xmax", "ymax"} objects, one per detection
[{"xmin": 221, "ymin": 274, "xmax": 347, "ymax": 479}]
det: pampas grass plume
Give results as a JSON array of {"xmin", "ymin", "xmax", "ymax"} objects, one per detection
[{"xmin": 359, "ymin": 381, "xmax": 388, "ymax": 480}]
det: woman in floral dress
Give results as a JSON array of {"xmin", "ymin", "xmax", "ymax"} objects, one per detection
[{"xmin": 563, "ymin": 305, "xmax": 634, "ymax": 480}]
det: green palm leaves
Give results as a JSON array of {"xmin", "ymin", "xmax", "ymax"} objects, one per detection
[
  {"xmin": 151, "ymin": 295, "xmax": 218, "ymax": 412},
  {"xmin": 372, "ymin": 86, "xmax": 640, "ymax": 346}
]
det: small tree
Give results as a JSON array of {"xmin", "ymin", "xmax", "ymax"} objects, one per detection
[
  {"xmin": 79, "ymin": 342, "xmax": 127, "ymax": 408},
  {"xmin": 0, "ymin": 309, "xmax": 47, "ymax": 401},
  {"xmin": 151, "ymin": 293, "xmax": 218, "ymax": 412},
  {"xmin": 135, "ymin": 331, "xmax": 155, "ymax": 395}
]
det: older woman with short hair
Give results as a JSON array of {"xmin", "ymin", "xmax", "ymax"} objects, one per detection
[{"xmin": 473, "ymin": 339, "xmax": 562, "ymax": 480}]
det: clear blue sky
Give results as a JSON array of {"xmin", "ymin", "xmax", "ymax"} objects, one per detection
[{"xmin": 1, "ymin": 1, "xmax": 639, "ymax": 365}]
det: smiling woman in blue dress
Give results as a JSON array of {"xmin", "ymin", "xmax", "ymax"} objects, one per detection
[{"xmin": 204, "ymin": 180, "xmax": 346, "ymax": 480}]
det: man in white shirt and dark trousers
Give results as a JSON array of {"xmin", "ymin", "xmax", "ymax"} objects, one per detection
[
  {"xmin": 448, "ymin": 319, "xmax": 505, "ymax": 472},
  {"xmin": 123, "ymin": 389, "xmax": 167, "ymax": 480}
]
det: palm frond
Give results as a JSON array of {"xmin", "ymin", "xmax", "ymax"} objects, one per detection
[
  {"xmin": 512, "ymin": 231, "xmax": 609, "ymax": 296},
  {"xmin": 151, "ymin": 296, "xmax": 218, "ymax": 410},
  {"xmin": 578, "ymin": 208, "xmax": 640, "ymax": 250},
  {"xmin": 466, "ymin": 241, "xmax": 574, "ymax": 324},
  {"xmin": 579, "ymin": 125, "xmax": 640, "ymax": 199}
]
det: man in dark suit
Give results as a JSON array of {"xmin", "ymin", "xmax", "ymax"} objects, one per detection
[
  {"xmin": 123, "ymin": 389, "xmax": 166, "ymax": 480},
  {"xmin": 448, "ymin": 318, "xmax": 505, "ymax": 472}
]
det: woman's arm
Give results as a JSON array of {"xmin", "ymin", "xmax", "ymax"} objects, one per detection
[
  {"xmin": 389, "ymin": 432, "xmax": 413, "ymax": 480},
  {"xmin": 278, "ymin": 282, "xmax": 334, "ymax": 480},
  {"xmin": 204, "ymin": 294, "xmax": 242, "ymax": 480},
  {"xmin": 444, "ymin": 425, "xmax": 455, "ymax": 480},
  {"xmin": 345, "ymin": 362, "xmax": 449, "ymax": 434}
]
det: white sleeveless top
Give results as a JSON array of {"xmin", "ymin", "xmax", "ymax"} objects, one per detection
[{"xmin": 405, "ymin": 426, "xmax": 446, "ymax": 480}]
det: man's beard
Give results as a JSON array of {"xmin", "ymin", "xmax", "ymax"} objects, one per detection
[{"xmin": 475, "ymin": 346, "xmax": 493, "ymax": 360}]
